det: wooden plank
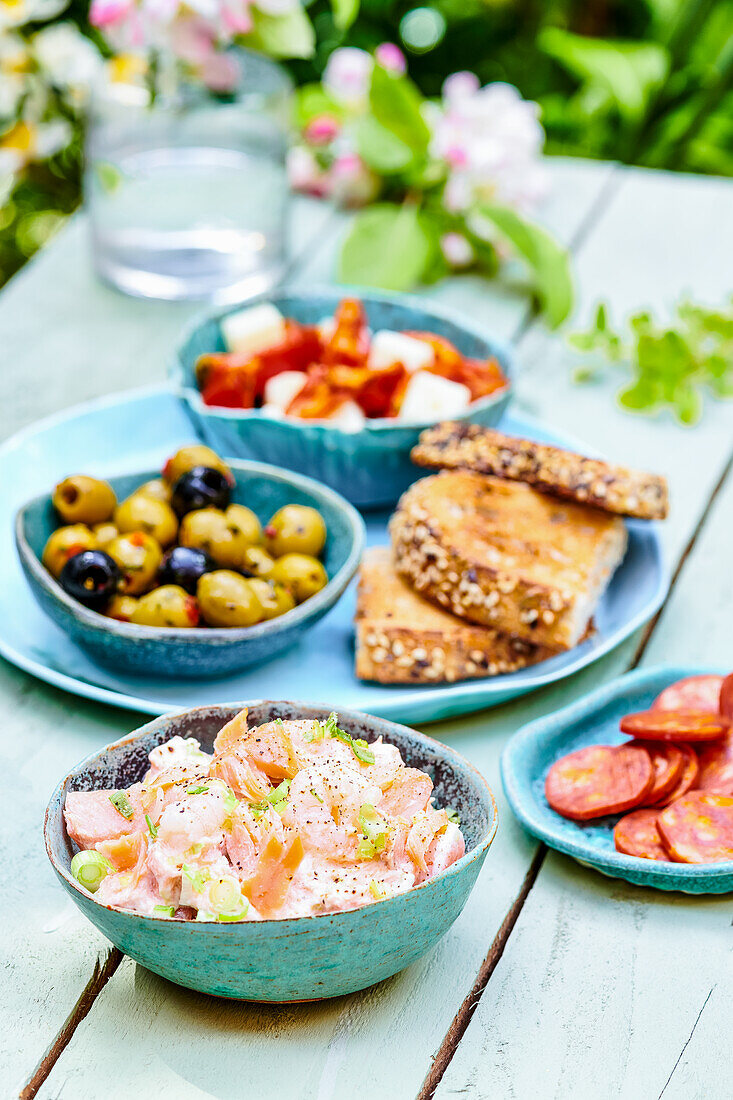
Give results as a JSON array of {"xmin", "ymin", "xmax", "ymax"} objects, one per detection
[
  {"xmin": 0, "ymin": 197, "xmax": 335, "ymax": 440},
  {"xmin": 434, "ymin": 466, "xmax": 733, "ymax": 1100},
  {"xmin": 24, "ymin": 160, "xmax": 614, "ymax": 1099},
  {"xmin": 1, "ymin": 198, "xmax": 335, "ymax": 1094}
]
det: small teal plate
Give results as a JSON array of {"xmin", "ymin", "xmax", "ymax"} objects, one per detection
[
  {"xmin": 501, "ymin": 666, "xmax": 733, "ymax": 894},
  {"xmin": 1, "ymin": 386, "xmax": 668, "ymax": 722},
  {"xmin": 45, "ymin": 702, "xmax": 498, "ymax": 1001}
]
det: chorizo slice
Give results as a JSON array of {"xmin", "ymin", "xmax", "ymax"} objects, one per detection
[
  {"xmin": 657, "ymin": 791, "xmax": 733, "ymax": 863},
  {"xmin": 652, "ymin": 675, "xmax": 723, "ymax": 714},
  {"xmin": 696, "ymin": 731, "xmax": 733, "ymax": 797},
  {"xmin": 653, "ymin": 745, "xmax": 699, "ymax": 807},
  {"xmin": 545, "ymin": 744, "xmax": 653, "ymax": 821},
  {"xmin": 631, "ymin": 741, "xmax": 684, "ymax": 806},
  {"xmin": 614, "ymin": 809, "xmax": 669, "ymax": 860},
  {"xmin": 719, "ymin": 673, "xmax": 733, "ymax": 720},
  {"xmin": 620, "ymin": 710, "xmax": 729, "ymax": 743}
]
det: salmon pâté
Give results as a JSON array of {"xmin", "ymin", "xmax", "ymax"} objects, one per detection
[{"xmin": 64, "ymin": 710, "xmax": 465, "ymax": 922}]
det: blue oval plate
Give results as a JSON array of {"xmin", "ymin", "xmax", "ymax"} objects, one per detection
[
  {"xmin": 501, "ymin": 666, "xmax": 733, "ymax": 894},
  {"xmin": 2, "ymin": 386, "xmax": 669, "ymax": 723}
]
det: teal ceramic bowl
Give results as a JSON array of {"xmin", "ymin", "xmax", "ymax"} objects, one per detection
[
  {"xmin": 170, "ymin": 287, "xmax": 513, "ymax": 509},
  {"xmin": 16, "ymin": 460, "xmax": 364, "ymax": 679},
  {"xmin": 45, "ymin": 701, "xmax": 498, "ymax": 1001},
  {"xmin": 501, "ymin": 666, "xmax": 733, "ymax": 894}
]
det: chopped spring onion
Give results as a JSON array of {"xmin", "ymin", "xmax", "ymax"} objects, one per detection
[
  {"xmin": 70, "ymin": 850, "xmax": 113, "ymax": 893},
  {"xmin": 186, "ymin": 784, "xmax": 209, "ymax": 795},
  {"xmin": 209, "ymin": 876, "xmax": 247, "ymax": 918},
  {"xmin": 218, "ymin": 911, "xmax": 248, "ymax": 923},
  {"xmin": 357, "ymin": 839, "xmax": 376, "ymax": 860},
  {"xmin": 311, "ymin": 788, "xmax": 324, "ymax": 803},
  {"xmin": 182, "ymin": 864, "xmax": 210, "ymax": 893},
  {"xmin": 304, "ymin": 722, "xmax": 325, "ymax": 743},
  {"xmin": 358, "ymin": 804, "xmax": 387, "ymax": 853},
  {"xmin": 250, "ymin": 779, "xmax": 291, "ymax": 818},
  {"xmin": 108, "ymin": 791, "xmax": 134, "ymax": 819},
  {"xmin": 329, "ymin": 723, "xmax": 375, "ymax": 766},
  {"xmin": 267, "ymin": 779, "xmax": 291, "ymax": 803},
  {"xmin": 154, "ymin": 904, "xmax": 175, "ymax": 918},
  {"xmin": 369, "ymin": 880, "xmax": 386, "ymax": 900},
  {"xmin": 445, "ymin": 807, "xmax": 461, "ymax": 826},
  {"xmin": 145, "ymin": 814, "xmax": 158, "ymax": 839},
  {"xmin": 223, "ymin": 788, "xmax": 238, "ymax": 815}
]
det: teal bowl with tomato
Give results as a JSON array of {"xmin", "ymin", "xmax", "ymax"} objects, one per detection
[{"xmin": 170, "ymin": 288, "xmax": 513, "ymax": 509}]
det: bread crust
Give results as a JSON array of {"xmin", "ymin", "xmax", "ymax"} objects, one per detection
[
  {"xmin": 411, "ymin": 422, "xmax": 668, "ymax": 520},
  {"xmin": 390, "ymin": 470, "xmax": 628, "ymax": 649},
  {"xmin": 356, "ymin": 547, "xmax": 551, "ymax": 684}
]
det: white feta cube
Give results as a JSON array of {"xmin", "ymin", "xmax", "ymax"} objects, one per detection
[
  {"xmin": 221, "ymin": 303, "xmax": 286, "ymax": 357},
  {"xmin": 397, "ymin": 371, "xmax": 471, "ymax": 423},
  {"xmin": 369, "ymin": 331, "xmax": 435, "ymax": 373},
  {"xmin": 325, "ymin": 399, "xmax": 366, "ymax": 432},
  {"xmin": 317, "ymin": 315, "xmax": 336, "ymax": 341},
  {"xmin": 263, "ymin": 371, "xmax": 307, "ymax": 413}
]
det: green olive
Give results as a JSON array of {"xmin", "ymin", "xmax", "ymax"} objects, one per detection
[
  {"xmin": 179, "ymin": 505, "xmax": 260, "ymax": 569},
  {"xmin": 270, "ymin": 553, "xmax": 328, "ymax": 603},
  {"xmin": 52, "ymin": 476, "xmax": 117, "ymax": 526},
  {"xmin": 264, "ymin": 505, "xmax": 326, "ymax": 559},
  {"xmin": 248, "ymin": 578, "xmax": 296, "ymax": 620},
  {"xmin": 105, "ymin": 594, "xmax": 139, "ymax": 622},
  {"xmin": 134, "ymin": 478, "xmax": 171, "ymax": 504},
  {"xmin": 241, "ymin": 546, "xmax": 275, "ymax": 577},
  {"xmin": 42, "ymin": 524, "xmax": 97, "ymax": 578},
  {"xmin": 197, "ymin": 571, "xmax": 263, "ymax": 628},
  {"xmin": 163, "ymin": 445, "xmax": 232, "ymax": 487},
  {"xmin": 114, "ymin": 495, "xmax": 178, "ymax": 547},
  {"xmin": 107, "ymin": 532, "xmax": 162, "ymax": 595},
  {"xmin": 92, "ymin": 522, "xmax": 119, "ymax": 549},
  {"xmin": 130, "ymin": 585, "xmax": 200, "ymax": 628}
]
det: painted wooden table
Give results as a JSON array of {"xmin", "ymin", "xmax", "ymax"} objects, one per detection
[{"xmin": 2, "ymin": 159, "xmax": 732, "ymax": 1100}]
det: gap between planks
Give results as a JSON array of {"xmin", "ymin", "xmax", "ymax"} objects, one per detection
[
  {"xmin": 417, "ymin": 445, "xmax": 733, "ymax": 1099},
  {"xmin": 19, "ymin": 948, "xmax": 123, "ymax": 1100}
]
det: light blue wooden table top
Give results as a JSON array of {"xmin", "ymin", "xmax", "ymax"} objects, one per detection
[{"xmin": 2, "ymin": 159, "xmax": 732, "ymax": 1100}]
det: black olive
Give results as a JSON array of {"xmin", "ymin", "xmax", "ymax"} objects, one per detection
[
  {"xmin": 171, "ymin": 466, "xmax": 232, "ymax": 517},
  {"xmin": 158, "ymin": 546, "xmax": 215, "ymax": 594},
  {"xmin": 59, "ymin": 550, "xmax": 121, "ymax": 610}
]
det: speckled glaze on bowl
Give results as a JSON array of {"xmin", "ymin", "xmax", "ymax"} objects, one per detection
[
  {"xmin": 16, "ymin": 460, "xmax": 364, "ymax": 679},
  {"xmin": 170, "ymin": 287, "xmax": 513, "ymax": 509},
  {"xmin": 501, "ymin": 666, "xmax": 733, "ymax": 894},
  {"xmin": 45, "ymin": 702, "xmax": 498, "ymax": 1001}
]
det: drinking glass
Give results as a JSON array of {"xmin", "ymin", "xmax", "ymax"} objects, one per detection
[{"xmin": 86, "ymin": 50, "xmax": 292, "ymax": 302}]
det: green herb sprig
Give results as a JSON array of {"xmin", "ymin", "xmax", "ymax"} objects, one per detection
[{"xmin": 570, "ymin": 298, "xmax": 733, "ymax": 425}]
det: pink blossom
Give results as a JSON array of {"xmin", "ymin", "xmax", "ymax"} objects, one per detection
[
  {"xmin": 329, "ymin": 152, "xmax": 378, "ymax": 207},
  {"xmin": 90, "ymin": 0, "xmax": 134, "ymax": 28},
  {"xmin": 374, "ymin": 42, "xmax": 405, "ymax": 75},
  {"xmin": 287, "ymin": 146, "xmax": 331, "ymax": 199},
  {"xmin": 304, "ymin": 113, "xmax": 340, "ymax": 146},
  {"xmin": 442, "ymin": 70, "xmax": 479, "ymax": 102},
  {"xmin": 440, "ymin": 232, "xmax": 474, "ymax": 268},
  {"xmin": 323, "ymin": 47, "xmax": 372, "ymax": 106}
]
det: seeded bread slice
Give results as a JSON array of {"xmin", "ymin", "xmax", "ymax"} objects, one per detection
[
  {"xmin": 390, "ymin": 471, "xmax": 628, "ymax": 650},
  {"xmin": 411, "ymin": 422, "xmax": 668, "ymax": 520},
  {"xmin": 355, "ymin": 547, "xmax": 553, "ymax": 684}
]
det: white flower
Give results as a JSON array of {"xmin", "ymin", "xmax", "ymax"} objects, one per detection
[
  {"xmin": 431, "ymin": 78, "xmax": 548, "ymax": 214},
  {"xmin": 323, "ymin": 47, "xmax": 373, "ymax": 107},
  {"xmin": 32, "ymin": 23, "xmax": 103, "ymax": 91},
  {"xmin": 0, "ymin": 0, "xmax": 69, "ymax": 29},
  {"xmin": 440, "ymin": 231, "xmax": 474, "ymax": 268},
  {"xmin": 0, "ymin": 117, "xmax": 72, "ymax": 174}
]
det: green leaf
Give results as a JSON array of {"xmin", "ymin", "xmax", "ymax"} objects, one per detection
[
  {"xmin": 476, "ymin": 202, "xmax": 574, "ymax": 327},
  {"xmin": 539, "ymin": 28, "xmax": 669, "ymax": 121},
  {"xmin": 355, "ymin": 116, "xmax": 416, "ymax": 173},
  {"xmin": 330, "ymin": 0, "xmax": 359, "ymax": 31},
  {"xmin": 672, "ymin": 382, "xmax": 702, "ymax": 425},
  {"xmin": 369, "ymin": 66, "xmax": 430, "ymax": 154},
  {"xmin": 618, "ymin": 379, "xmax": 659, "ymax": 412},
  {"xmin": 293, "ymin": 84, "xmax": 342, "ymax": 129},
  {"xmin": 338, "ymin": 204, "xmax": 436, "ymax": 292},
  {"xmin": 246, "ymin": 7, "xmax": 315, "ymax": 59}
]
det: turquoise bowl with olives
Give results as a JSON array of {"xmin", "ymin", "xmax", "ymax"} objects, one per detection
[
  {"xmin": 15, "ymin": 460, "xmax": 364, "ymax": 678},
  {"xmin": 170, "ymin": 287, "xmax": 513, "ymax": 509},
  {"xmin": 44, "ymin": 701, "xmax": 498, "ymax": 1001}
]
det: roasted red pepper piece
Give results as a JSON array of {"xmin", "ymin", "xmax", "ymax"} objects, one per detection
[{"xmin": 323, "ymin": 298, "xmax": 369, "ymax": 366}]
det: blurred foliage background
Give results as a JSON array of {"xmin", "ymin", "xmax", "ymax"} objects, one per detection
[{"xmin": 2, "ymin": 0, "xmax": 732, "ymax": 287}]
